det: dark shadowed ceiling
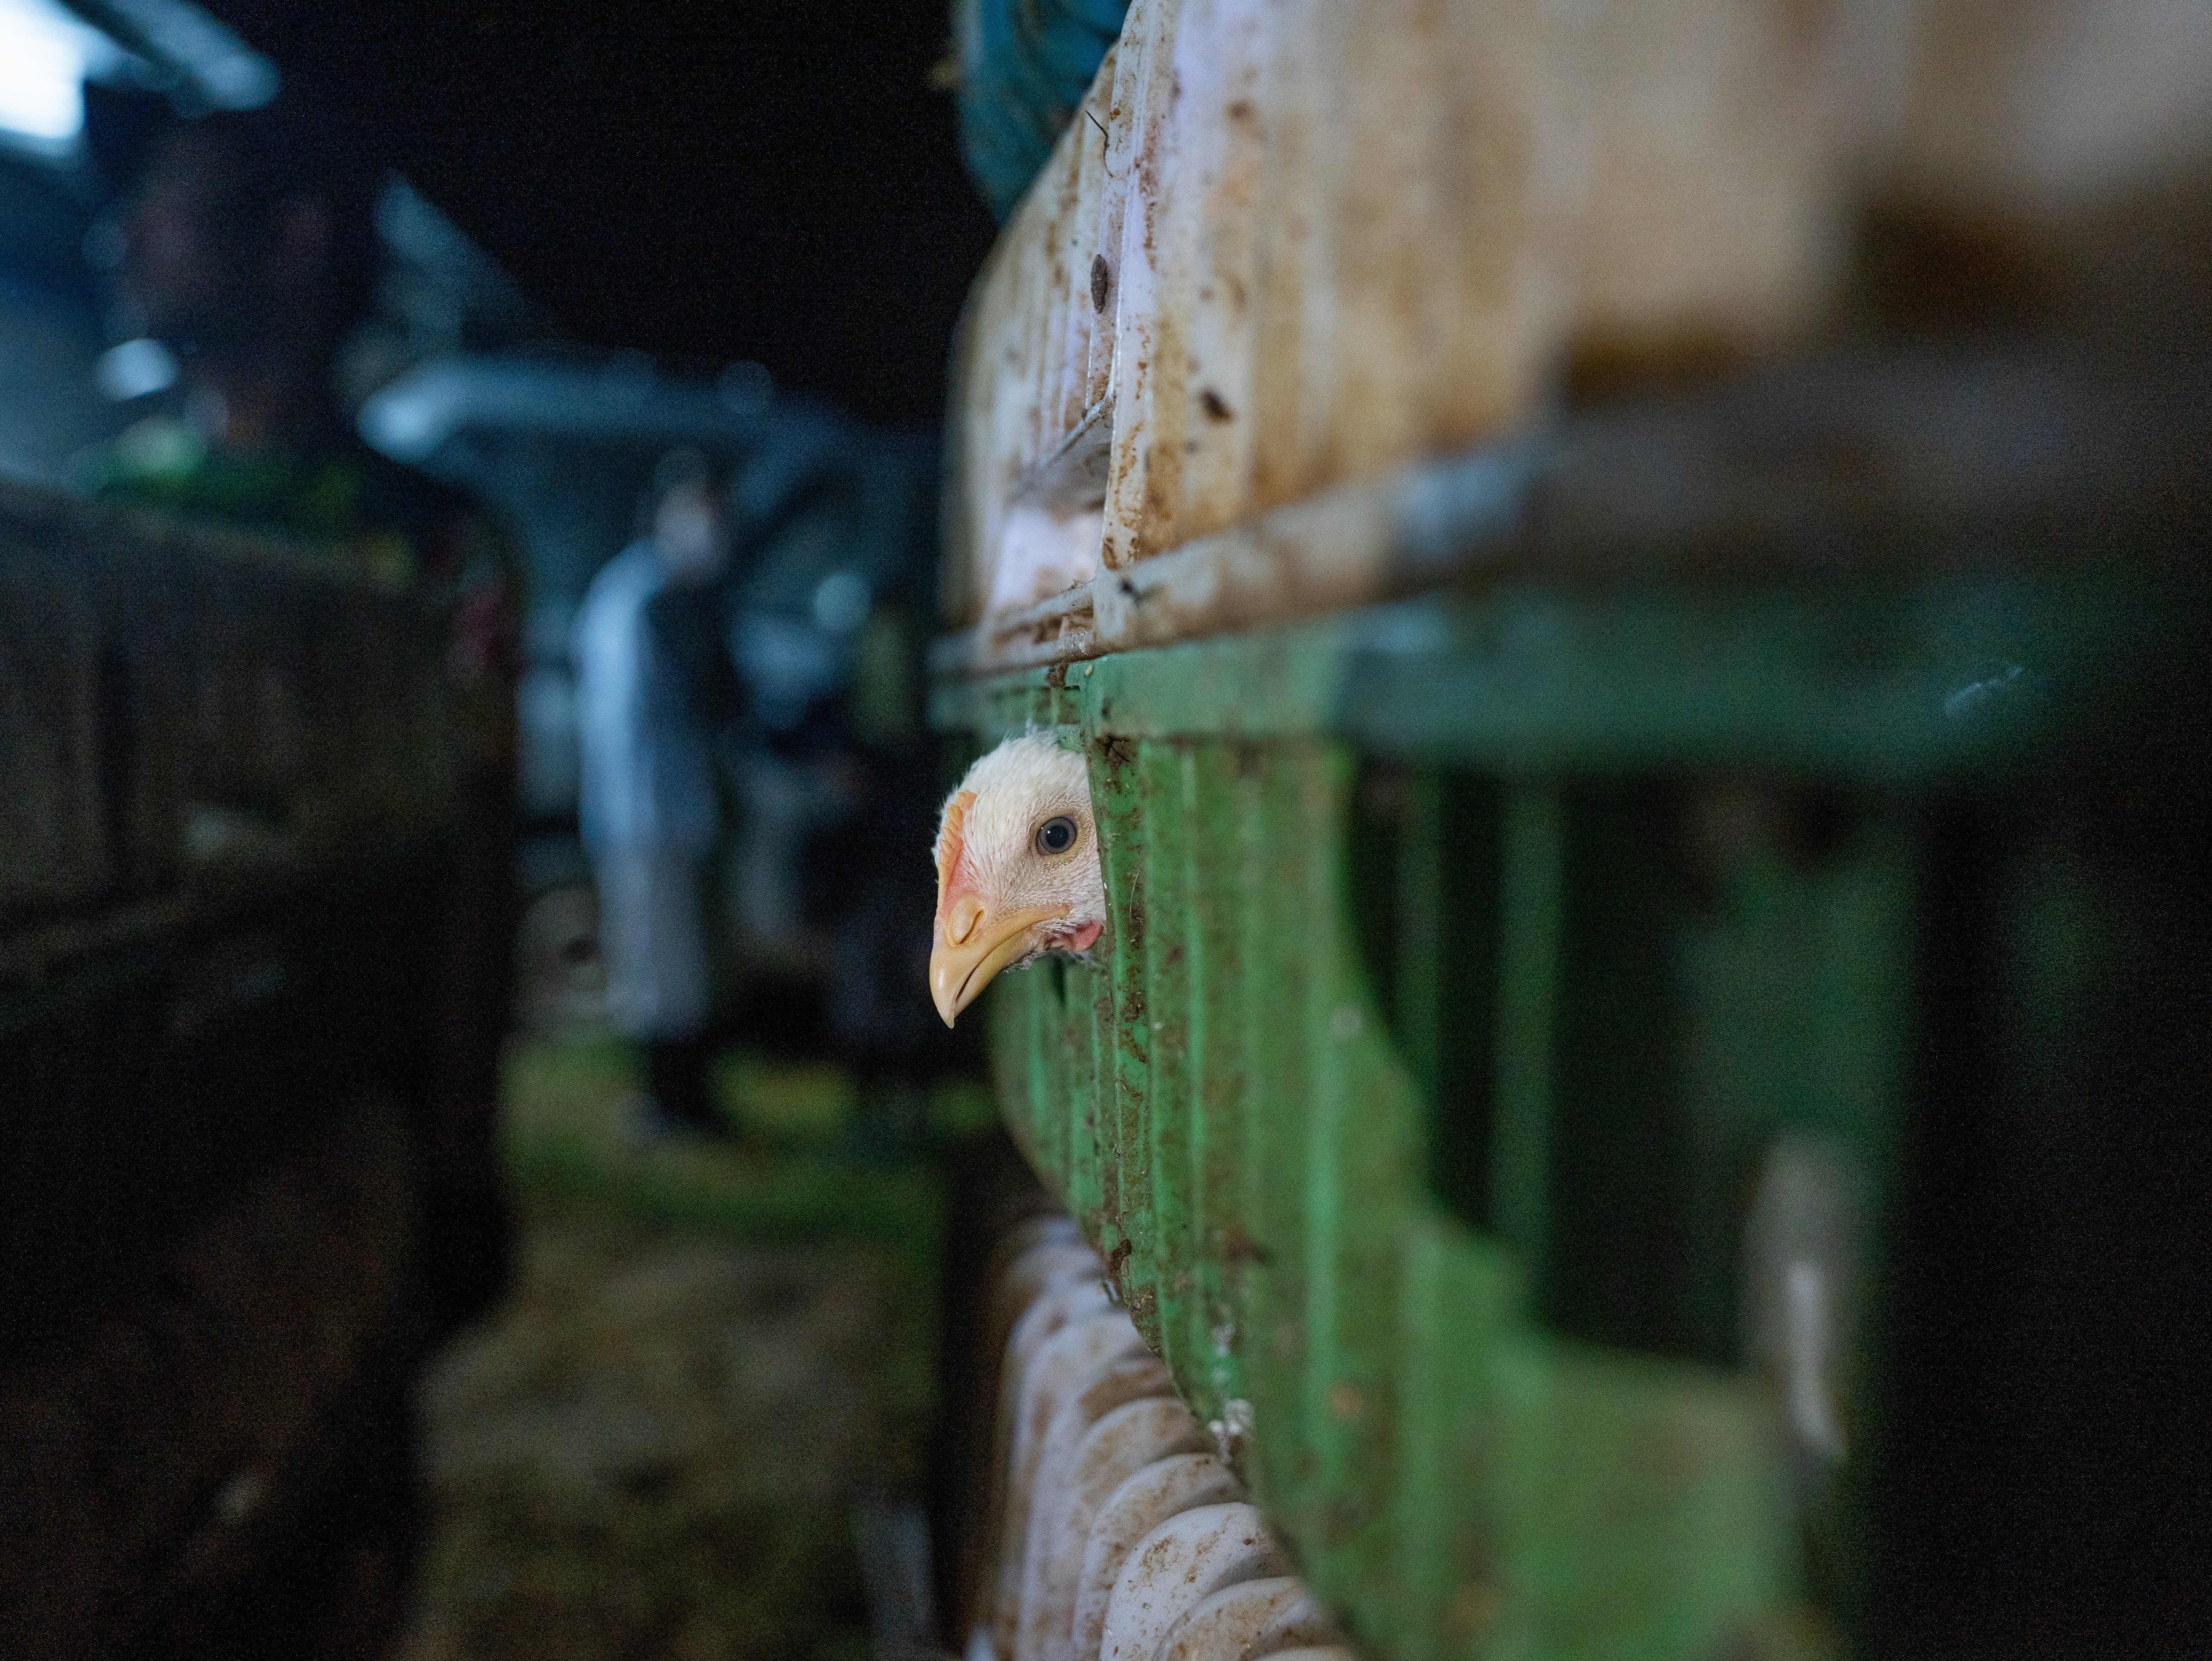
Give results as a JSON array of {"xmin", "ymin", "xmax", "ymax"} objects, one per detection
[{"xmin": 195, "ymin": 0, "xmax": 1000, "ymax": 428}]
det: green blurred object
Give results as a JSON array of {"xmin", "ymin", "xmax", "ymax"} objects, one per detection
[
  {"xmin": 500, "ymin": 1038, "xmax": 943, "ymax": 1258},
  {"xmin": 497, "ymin": 1036, "xmax": 950, "ymax": 1447},
  {"xmin": 927, "ymin": 354, "xmax": 2212, "ymax": 1658},
  {"xmin": 712, "ymin": 1051, "xmax": 860, "ymax": 1147}
]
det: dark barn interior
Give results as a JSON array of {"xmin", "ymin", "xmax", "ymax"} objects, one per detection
[
  {"xmin": 177, "ymin": 0, "xmax": 999, "ymax": 425},
  {"xmin": 3, "ymin": 2, "xmax": 2209, "ymax": 1659}
]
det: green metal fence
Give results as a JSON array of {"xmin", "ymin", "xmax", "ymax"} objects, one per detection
[{"xmin": 929, "ymin": 356, "xmax": 2212, "ymax": 1658}]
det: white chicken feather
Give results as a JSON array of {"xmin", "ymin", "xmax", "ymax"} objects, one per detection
[{"xmin": 928, "ymin": 732, "xmax": 1107, "ymax": 1026}]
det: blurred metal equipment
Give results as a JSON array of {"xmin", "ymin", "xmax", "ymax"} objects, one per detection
[
  {"xmin": 711, "ymin": 408, "xmax": 947, "ymax": 1081},
  {"xmin": 57, "ymin": 0, "xmax": 277, "ymax": 115},
  {"xmin": 336, "ymin": 174, "xmax": 547, "ymax": 408},
  {"xmin": 0, "ymin": 149, "xmax": 122, "ymax": 481},
  {"xmin": 360, "ymin": 350, "xmax": 768, "ymax": 473},
  {"xmin": 0, "ymin": 3, "xmax": 142, "ymax": 485},
  {"xmin": 360, "ymin": 350, "xmax": 773, "ymax": 825}
]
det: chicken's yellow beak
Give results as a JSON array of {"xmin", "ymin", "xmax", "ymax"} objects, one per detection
[{"xmin": 930, "ymin": 894, "xmax": 1069, "ymax": 1026}]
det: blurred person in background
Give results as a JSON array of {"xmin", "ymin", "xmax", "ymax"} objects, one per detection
[
  {"xmin": 574, "ymin": 447, "xmax": 739, "ymax": 1139},
  {"xmin": 92, "ymin": 99, "xmax": 522, "ymax": 1333},
  {"xmin": 718, "ymin": 422, "xmax": 954, "ymax": 1137}
]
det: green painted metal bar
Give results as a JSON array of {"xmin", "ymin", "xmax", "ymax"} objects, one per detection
[
  {"xmin": 1394, "ymin": 768, "xmax": 1447, "ymax": 1105},
  {"xmin": 1142, "ymin": 742, "xmax": 1202, "ymax": 1391},
  {"xmin": 932, "ymin": 576, "xmax": 2194, "ymax": 783},
  {"xmin": 1191, "ymin": 742, "xmax": 1260, "ymax": 1430},
  {"xmin": 1241, "ymin": 749, "xmax": 1320, "ymax": 1534}
]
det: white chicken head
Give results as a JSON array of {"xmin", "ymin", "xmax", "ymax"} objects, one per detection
[{"xmin": 929, "ymin": 732, "xmax": 1107, "ymax": 1027}]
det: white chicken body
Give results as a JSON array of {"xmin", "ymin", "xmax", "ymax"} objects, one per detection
[{"xmin": 930, "ymin": 732, "xmax": 1108, "ymax": 1025}]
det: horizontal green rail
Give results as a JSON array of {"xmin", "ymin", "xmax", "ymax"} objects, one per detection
[{"xmin": 934, "ymin": 572, "xmax": 2191, "ymax": 781}]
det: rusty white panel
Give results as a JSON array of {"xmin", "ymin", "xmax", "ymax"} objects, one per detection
[
  {"xmin": 1234, "ymin": 0, "xmax": 1334, "ymax": 556},
  {"xmin": 1021, "ymin": 1394, "xmax": 1206, "ymax": 1661},
  {"xmin": 1069, "ymin": 1453, "xmax": 1244, "ymax": 1661},
  {"xmin": 1560, "ymin": 0, "xmax": 1905, "ymax": 371},
  {"xmin": 1054, "ymin": 84, "xmax": 1108, "ymax": 441},
  {"xmin": 944, "ymin": 40, "xmax": 1129, "ymax": 628},
  {"xmin": 1098, "ymin": 1503, "xmax": 1289, "ymax": 1661},
  {"xmin": 1160, "ymin": 0, "xmax": 1268, "ymax": 570},
  {"xmin": 985, "ymin": 504, "xmax": 1106, "ymax": 617},
  {"xmin": 944, "ymin": 207, "xmax": 1033, "ymax": 629},
  {"xmin": 1093, "ymin": 0, "xmax": 1185, "ymax": 574},
  {"xmin": 1084, "ymin": 23, "xmax": 1139, "ymax": 410},
  {"xmin": 1100, "ymin": 0, "xmax": 1569, "ymax": 575},
  {"xmin": 1152, "ymin": 1576, "xmax": 1336, "ymax": 1661},
  {"xmin": 943, "ymin": 1, "xmax": 1939, "ymax": 656},
  {"xmin": 1026, "ymin": 136, "xmax": 1077, "ymax": 470},
  {"xmin": 948, "ymin": 0, "xmax": 2212, "ymax": 658},
  {"xmin": 1892, "ymin": 0, "xmax": 2212, "ymax": 218},
  {"xmin": 933, "ymin": 432, "xmax": 1534, "ymax": 678}
]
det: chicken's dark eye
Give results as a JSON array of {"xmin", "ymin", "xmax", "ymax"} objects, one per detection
[{"xmin": 1035, "ymin": 815, "xmax": 1078, "ymax": 856}]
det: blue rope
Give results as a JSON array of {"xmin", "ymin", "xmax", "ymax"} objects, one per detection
[{"xmin": 953, "ymin": 0, "xmax": 1132, "ymax": 222}]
